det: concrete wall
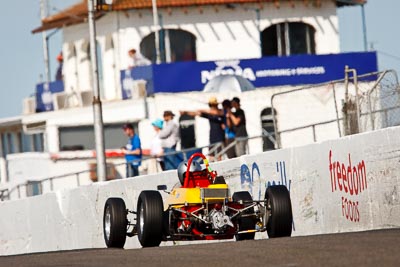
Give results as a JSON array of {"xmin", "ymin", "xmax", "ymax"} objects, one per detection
[{"xmin": 1, "ymin": 126, "xmax": 399, "ymax": 256}]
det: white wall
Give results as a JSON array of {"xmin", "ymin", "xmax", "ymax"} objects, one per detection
[
  {"xmin": 62, "ymin": 2, "xmax": 339, "ymax": 101},
  {"xmin": 0, "ymin": 158, "xmax": 6, "ymax": 184},
  {"xmin": 5, "ymin": 153, "xmax": 95, "ymax": 199},
  {"xmin": 1, "ymin": 125, "xmax": 399, "ymax": 256}
]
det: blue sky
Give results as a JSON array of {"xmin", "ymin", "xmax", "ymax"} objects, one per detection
[{"xmin": 0, "ymin": 0, "xmax": 399, "ymax": 119}]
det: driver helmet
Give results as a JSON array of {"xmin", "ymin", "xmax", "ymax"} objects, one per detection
[{"xmin": 177, "ymin": 160, "xmax": 202, "ymax": 185}]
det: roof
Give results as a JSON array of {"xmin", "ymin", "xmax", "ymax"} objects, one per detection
[
  {"xmin": 32, "ymin": 1, "xmax": 101, "ymax": 33},
  {"xmin": 32, "ymin": 0, "xmax": 367, "ymax": 33},
  {"xmin": 336, "ymin": 0, "xmax": 367, "ymax": 7}
]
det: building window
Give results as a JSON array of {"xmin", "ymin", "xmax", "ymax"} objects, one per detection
[
  {"xmin": 59, "ymin": 124, "xmax": 137, "ymax": 151},
  {"xmin": 7, "ymin": 133, "xmax": 14, "ymax": 154},
  {"xmin": 1, "ymin": 133, "xmax": 8, "ymax": 157},
  {"xmin": 262, "ymin": 22, "xmax": 315, "ymax": 57},
  {"xmin": 22, "ymin": 133, "xmax": 33, "ymax": 152},
  {"xmin": 33, "ymin": 133, "xmax": 44, "ymax": 152},
  {"xmin": 26, "ymin": 181, "xmax": 42, "ymax": 197},
  {"xmin": 261, "ymin": 108, "xmax": 277, "ymax": 151},
  {"xmin": 140, "ymin": 29, "xmax": 196, "ymax": 63}
]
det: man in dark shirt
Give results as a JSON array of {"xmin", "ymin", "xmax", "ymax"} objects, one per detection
[
  {"xmin": 180, "ymin": 97, "xmax": 225, "ymax": 161},
  {"xmin": 55, "ymin": 53, "xmax": 63, "ymax": 81},
  {"xmin": 222, "ymin": 99, "xmax": 236, "ymax": 159},
  {"xmin": 228, "ymin": 97, "xmax": 248, "ymax": 156}
]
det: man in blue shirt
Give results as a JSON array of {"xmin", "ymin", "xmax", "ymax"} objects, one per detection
[{"xmin": 122, "ymin": 123, "xmax": 142, "ymax": 177}]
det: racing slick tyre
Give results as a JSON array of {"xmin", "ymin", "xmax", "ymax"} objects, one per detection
[
  {"xmin": 233, "ymin": 191, "xmax": 255, "ymax": 241},
  {"xmin": 137, "ymin": 190, "xmax": 164, "ymax": 247},
  {"xmin": 265, "ymin": 185, "xmax": 293, "ymax": 238},
  {"xmin": 103, "ymin": 198, "xmax": 128, "ymax": 248}
]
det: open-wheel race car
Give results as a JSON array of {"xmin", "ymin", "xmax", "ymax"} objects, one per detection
[{"xmin": 103, "ymin": 153, "xmax": 293, "ymax": 248}]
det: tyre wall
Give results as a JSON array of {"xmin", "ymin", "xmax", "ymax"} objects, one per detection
[{"xmin": 1, "ymin": 126, "xmax": 400, "ymax": 255}]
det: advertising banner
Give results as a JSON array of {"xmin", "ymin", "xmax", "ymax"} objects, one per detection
[
  {"xmin": 121, "ymin": 52, "xmax": 378, "ymax": 96},
  {"xmin": 35, "ymin": 81, "xmax": 64, "ymax": 112}
]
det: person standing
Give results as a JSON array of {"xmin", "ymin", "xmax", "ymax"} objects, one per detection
[
  {"xmin": 181, "ymin": 97, "xmax": 225, "ymax": 161},
  {"xmin": 151, "ymin": 118, "xmax": 165, "ymax": 171},
  {"xmin": 228, "ymin": 97, "xmax": 248, "ymax": 157},
  {"xmin": 121, "ymin": 123, "xmax": 142, "ymax": 177},
  {"xmin": 128, "ymin": 48, "xmax": 151, "ymax": 68},
  {"xmin": 159, "ymin": 110, "xmax": 180, "ymax": 170},
  {"xmin": 55, "ymin": 52, "xmax": 63, "ymax": 81},
  {"xmin": 222, "ymin": 99, "xmax": 236, "ymax": 159}
]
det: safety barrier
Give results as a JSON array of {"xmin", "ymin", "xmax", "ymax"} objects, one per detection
[{"xmin": 0, "ymin": 126, "xmax": 399, "ymax": 255}]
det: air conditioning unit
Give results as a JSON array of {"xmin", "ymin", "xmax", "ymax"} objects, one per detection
[
  {"xmin": 79, "ymin": 90, "xmax": 93, "ymax": 107},
  {"xmin": 53, "ymin": 92, "xmax": 69, "ymax": 110},
  {"xmin": 23, "ymin": 97, "xmax": 36, "ymax": 114},
  {"xmin": 131, "ymin": 80, "xmax": 147, "ymax": 99}
]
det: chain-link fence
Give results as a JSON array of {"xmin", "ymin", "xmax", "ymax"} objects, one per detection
[
  {"xmin": 271, "ymin": 69, "xmax": 400, "ymax": 149},
  {"xmin": 358, "ymin": 70, "xmax": 400, "ymax": 131}
]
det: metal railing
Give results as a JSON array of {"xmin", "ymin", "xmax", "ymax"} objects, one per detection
[
  {"xmin": 0, "ymin": 134, "xmax": 272, "ymax": 201},
  {"xmin": 271, "ymin": 69, "xmax": 400, "ymax": 149}
]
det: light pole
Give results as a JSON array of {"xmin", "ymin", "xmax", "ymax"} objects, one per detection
[
  {"xmin": 151, "ymin": 0, "xmax": 161, "ymax": 64},
  {"xmin": 40, "ymin": 0, "xmax": 50, "ymax": 83},
  {"xmin": 337, "ymin": 0, "xmax": 368, "ymax": 51},
  {"xmin": 88, "ymin": 0, "xmax": 107, "ymax": 182},
  {"xmin": 361, "ymin": 3, "xmax": 368, "ymax": 51}
]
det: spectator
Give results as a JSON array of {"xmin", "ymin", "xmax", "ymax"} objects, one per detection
[
  {"xmin": 228, "ymin": 97, "xmax": 248, "ymax": 157},
  {"xmin": 128, "ymin": 48, "xmax": 151, "ymax": 68},
  {"xmin": 159, "ymin": 110, "xmax": 180, "ymax": 170},
  {"xmin": 121, "ymin": 123, "xmax": 142, "ymax": 177},
  {"xmin": 222, "ymin": 99, "xmax": 236, "ymax": 159},
  {"xmin": 55, "ymin": 52, "xmax": 63, "ymax": 81},
  {"xmin": 181, "ymin": 97, "xmax": 225, "ymax": 161},
  {"xmin": 151, "ymin": 118, "xmax": 165, "ymax": 171}
]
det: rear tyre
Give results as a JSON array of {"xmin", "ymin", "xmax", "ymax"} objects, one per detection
[
  {"xmin": 265, "ymin": 185, "xmax": 293, "ymax": 238},
  {"xmin": 137, "ymin": 191, "xmax": 164, "ymax": 247},
  {"xmin": 103, "ymin": 198, "xmax": 127, "ymax": 248},
  {"xmin": 233, "ymin": 191, "xmax": 255, "ymax": 241}
]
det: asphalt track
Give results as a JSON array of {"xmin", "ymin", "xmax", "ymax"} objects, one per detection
[{"xmin": 1, "ymin": 228, "xmax": 399, "ymax": 267}]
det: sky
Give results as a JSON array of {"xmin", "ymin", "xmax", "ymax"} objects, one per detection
[{"xmin": 0, "ymin": 0, "xmax": 399, "ymax": 119}]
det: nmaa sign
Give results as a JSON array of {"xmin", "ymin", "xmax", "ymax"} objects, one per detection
[{"xmin": 121, "ymin": 52, "xmax": 377, "ymax": 96}]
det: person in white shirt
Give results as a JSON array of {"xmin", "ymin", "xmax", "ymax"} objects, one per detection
[
  {"xmin": 128, "ymin": 48, "xmax": 151, "ymax": 68},
  {"xmin": 159, "ymin": 110, "xmax": 180, "ymax": 170},
  {"xmin": 151, "ymin": 119, "xmax": 165, "ymax": 171}
]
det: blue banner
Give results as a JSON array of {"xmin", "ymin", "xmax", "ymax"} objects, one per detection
[
  {"xmin": 35, "ymin": 81, "xmax": 64, "ymax": 112},
  {"xmin": 121, "ymin": 52, "xmax": 378, "ymax": 95}
]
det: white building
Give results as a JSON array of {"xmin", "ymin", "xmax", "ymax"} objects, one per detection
[{"xmin": 2, "ymin": 0, "xmax": 380, "ymax": 200}]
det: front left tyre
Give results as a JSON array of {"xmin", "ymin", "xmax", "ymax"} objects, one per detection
[
  {"xmin": 103, "ymin": 198, "xmax": 128, "ymax": 248},
  {"xmin": 265, "ymin": 185, "xmax": 293, "ymax": 238},
  {"xmin": 137, "ymin": 190, "xmax": 164, "ymax": 247}
]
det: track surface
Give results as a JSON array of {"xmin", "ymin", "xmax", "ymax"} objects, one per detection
[{"xmin": 1, "ymin": 229, "xmax": 399, "ymax": 267}]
